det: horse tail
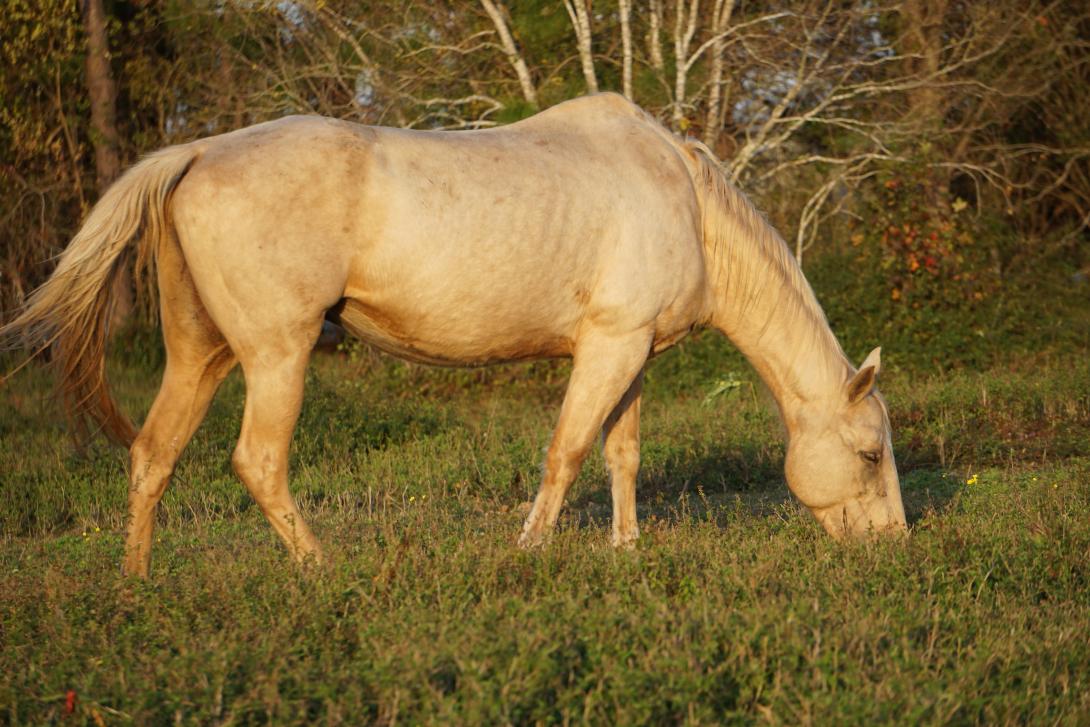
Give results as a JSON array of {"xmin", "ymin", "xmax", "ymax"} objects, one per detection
[{"xmin": 0, "ymin": 143, "xmax": 201, "ymax": 447}]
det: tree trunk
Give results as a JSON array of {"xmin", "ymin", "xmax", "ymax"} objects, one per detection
[
  {"xmin": 647, "ymin": 0, "xmax": 664, "ymax": 72},
  {"xmin": 703, "ymin": 0, "xmax": 735, "ymax": 147},
  {"xmin": 672, "ymin": 0, "xmax": 700, "ymax": 130},
  {"xmin": 618, "ymin": 0, "xmax": 633, "ymax": 100},
  {"xmin": 564, "ymin": 0, "xmax": 598, "ymax": 94},
  {"xmin": 82, "ymin": 0, "xmax": 132, "ymax": 327},
  {"xmin": 900, "ymin": 0, "xmax": 951, "ymax": 213},
  {"xmin": 82, "ymin": 0, "xmax": 120, "ymax": 190},
  {"xmin": 902, "ymin": 0, "xmax": 947, "ymax": 124}
]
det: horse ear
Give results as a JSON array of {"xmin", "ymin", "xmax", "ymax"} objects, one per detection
[
  {"xmin": 846, "ymin": 347, "xmax": 881, "ymax": 404},
  {"xmin": 860, "ymin": 346, "xmax": 881, "ymax": 375}
]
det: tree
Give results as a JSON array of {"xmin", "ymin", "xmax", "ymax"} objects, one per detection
[
  {"xmin": 82, "ymin": 0, "xmax": 120, "ymax": 191},
  {"xmin": 81, "ymin": 0, "xmax": 133, "ymax": 327},
  {"xmin": 2, "ymin": 0, "xmax": 1086, "ymax": 314}
]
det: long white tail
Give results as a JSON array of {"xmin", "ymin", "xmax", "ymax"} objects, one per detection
[{"xmin": 0, "ymin": 143, "xmax": 201, "ymax": 446}]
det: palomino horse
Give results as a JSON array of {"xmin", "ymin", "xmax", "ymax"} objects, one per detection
[{"xmin": 1, "ymin": 94, "xmax": 906, "ymax": 577}]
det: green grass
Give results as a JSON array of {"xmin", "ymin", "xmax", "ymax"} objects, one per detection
[{"xmin": 2, "ymin": 333, "xmax": 1089, "ymax": 724}]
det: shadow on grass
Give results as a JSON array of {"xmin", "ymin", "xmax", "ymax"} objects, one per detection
[
  {"xmin": 564, "ymin": 446, "xmax": 964, "ymax": 535},
  {"xmin": 563, "ymin": 446, "xmax": 791, "ymax": 531}
]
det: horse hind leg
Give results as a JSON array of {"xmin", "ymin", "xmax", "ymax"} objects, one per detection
[
  {"xmin": 139, "ymin": 263, "xmax": 323, "ymax": 568},
  {"xmin": 123, "ymin": 242, "xmax": 237, "ymax": 577}
]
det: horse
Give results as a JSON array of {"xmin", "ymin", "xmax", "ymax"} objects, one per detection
[{"xmin": 1, "ymin": 93, "xmax": 906, "ymax": 577}]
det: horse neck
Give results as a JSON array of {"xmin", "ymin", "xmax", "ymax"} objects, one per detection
[{"xmin": 694, "ymin": 156, "xmax": 850, "ymax": 427}]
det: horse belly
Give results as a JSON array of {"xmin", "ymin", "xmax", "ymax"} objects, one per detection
[{"xmin": 334, "ymin": 295, "xmax": 574, "ymax": 367}]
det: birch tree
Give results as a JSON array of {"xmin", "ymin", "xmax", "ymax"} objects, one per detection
[
  {"xmin": 646, "ymin": 0, "xmax": 665, "ymax": 72},
  {"xmin": 671, "ymin": 0, "xmax": 701, "ymax": 129},
  {"xmin": 618, "ymin": 0, "xmax": 634, "ymax": 100},
  {"xmin": 480, "ymin": 0, "xmax": 538, "ymax": 106},
  {"xmin": 702, "ymin": 0, "xmax": 737, "ymax": 147},
  {"xmin": 563, "ymin": 0, "xmax": 599, "ymax": 93}
]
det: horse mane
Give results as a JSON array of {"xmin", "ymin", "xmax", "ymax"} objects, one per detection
[
  {"xmin": 611, "ymin": 96, "xmax": 830, "ymax": 342},
  {"xmin": 681, "ymin": 139, "xmax": 848, "ymax": 383}
]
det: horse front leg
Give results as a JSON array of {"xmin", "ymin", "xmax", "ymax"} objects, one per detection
[{"xmin": 518, "ymin": 327, "xmax": 652, "ymax": 547}]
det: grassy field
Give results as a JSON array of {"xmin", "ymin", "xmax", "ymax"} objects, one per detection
[{"xmin": 2, "ymin": 325, "xmax": 1090, "ymax": 723}]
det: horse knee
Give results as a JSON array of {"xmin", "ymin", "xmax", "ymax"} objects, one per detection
[
  {"xmin": 606, "ymin": 441, "xmax": 640, "ymax": 476},
  {"xmin": 544, "ymin": 446, "xmax": 586, "ymax": 484}
]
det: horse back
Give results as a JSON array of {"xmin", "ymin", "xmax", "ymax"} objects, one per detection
[{"xmin": 169, "ymin": 96, "xmax": 711, "ymax": 365}]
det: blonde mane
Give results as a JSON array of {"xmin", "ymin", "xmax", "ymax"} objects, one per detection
[{"xmin": 683, "ymin": 140, "xmax": 848, "ymax": 392}]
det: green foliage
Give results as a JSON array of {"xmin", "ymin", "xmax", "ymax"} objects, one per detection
[
  {"xmin": 509, "ymin": 0, "xmax": 572, "ymax": 66},
  {"xmin": 0, "ymin": 0, "xmax": 86, "ymax": 309},
  {"xmin": 2, "ymin": 346, "xmax": 1089, "ymax": 722},
  {"xmin": 1, "ymin": 5, "xmax": 1089, "ymax": 719},
  {"xmin": 810, "ymin": 170, "xmax": 1090, "ymax": 370},
  {"xmin": 493, "ymin": 98, "xmax": 539, "ymax": 124},
  {"xmin": 3, "ymin": 286, "xmax": 1090, "ymax": 721}
]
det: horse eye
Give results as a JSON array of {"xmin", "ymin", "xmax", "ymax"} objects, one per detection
[{"xmin": 860, "ymin": 450, "xmax": 881, "ymax": 465}]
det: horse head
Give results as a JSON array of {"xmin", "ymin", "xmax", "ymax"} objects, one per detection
[{"xmin": 784, "ymin": 348, "xmax": 908, "ymax": 539}]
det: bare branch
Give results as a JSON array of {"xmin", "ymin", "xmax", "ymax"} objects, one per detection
[{"xmin": 479, "ymin": 0, "xmax": 538, "ymax": 106}]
